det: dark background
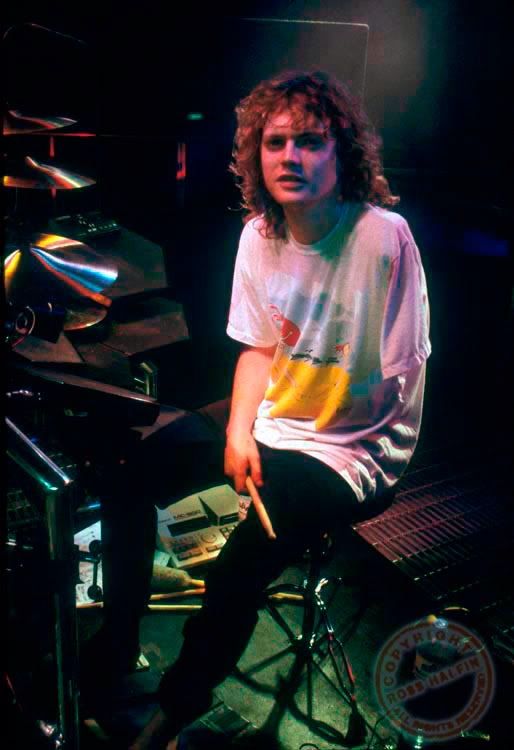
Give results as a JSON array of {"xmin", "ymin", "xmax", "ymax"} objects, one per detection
[{"xmin": 2, "ymin": 0, "xmax": 512, "ymax": 448}]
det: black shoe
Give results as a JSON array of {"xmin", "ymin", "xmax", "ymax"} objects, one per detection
[
  {"xmin": 79, "ymin": 627, "xmax": 141, "ymax": 716},
  {"xmin": 81, "ymin": 626, "xmax": 140, "ymax": 675},
  {"xmin": 82, "ymin": 670, "xmax": 162, "ymax": 745}
]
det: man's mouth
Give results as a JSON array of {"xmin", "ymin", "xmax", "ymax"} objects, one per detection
[{"xmin": 277, "ymin": 174, "xmax": 306, "ymax": 183}]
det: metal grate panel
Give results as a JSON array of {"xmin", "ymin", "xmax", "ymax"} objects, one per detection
[{"xmin": 353, "ymin": 454, "xmax": 513, "ymax": 662}]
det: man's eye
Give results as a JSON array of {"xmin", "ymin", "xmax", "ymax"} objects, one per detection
[
  {"xmin": 265, "ymin": 138, "xmax": 283, "ymax": 149},
  {"xmin": 300, "ymin": 136, "xmax": 323, "ymax": 148}
]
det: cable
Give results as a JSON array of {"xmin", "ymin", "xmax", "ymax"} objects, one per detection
[{"xmin": 366, "ymin": 708, "xmax": 399, "ymax": 749}]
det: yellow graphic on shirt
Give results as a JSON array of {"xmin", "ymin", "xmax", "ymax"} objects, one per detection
[{"xmin": 266, "ymin": 348, "xmax": 352, "ymax": 430}]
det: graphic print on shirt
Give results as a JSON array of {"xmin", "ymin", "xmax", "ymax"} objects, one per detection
[{"xmin": 265, "ymin": 295, "xmax": 353, "ymax": 431}]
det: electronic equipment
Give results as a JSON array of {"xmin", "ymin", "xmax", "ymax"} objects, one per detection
[
  {"xmin": 49, "ymin": 210, "xmax": 121, "ymax": 241},
  {"xmin": 156, "ymin": 484, "xmax": 240, "ymax": 570}
]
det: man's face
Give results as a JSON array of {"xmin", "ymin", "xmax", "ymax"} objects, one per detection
[{"xmin": 260, "ymin": 106, "xmax": 339, "ymax": 210}]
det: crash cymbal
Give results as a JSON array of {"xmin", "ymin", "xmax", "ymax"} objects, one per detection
[
  {"xmin": 3, "ymin": 155, "xmax": 96, "ymax": 189},
  {"xmin": 63, "ymin": 303, "xmax": 108, "ymax": 331},
  {"xmin": 4, "ymin": 232, "xmax": 118, "ymax": 307},
  {"xmin": 3, "ymin": 109, "xmax": 78, "ymax": 135}
]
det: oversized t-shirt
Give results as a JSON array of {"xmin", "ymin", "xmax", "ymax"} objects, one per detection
[{"xmin": 227, "ymin": 202, "xmax": 431, "ymax": 502}]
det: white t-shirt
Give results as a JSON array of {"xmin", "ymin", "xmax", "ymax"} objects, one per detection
[{"xmin": 227, "ymin": 202, "xmax": 431, "ymax": 502}]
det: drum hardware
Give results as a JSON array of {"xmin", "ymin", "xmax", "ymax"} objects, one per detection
[
  {"xmin": 7, "ymin": 416, "xmax": 81, "ymax": 750},
  {"xmin": 5, "ymin": 375, "xmax": 158, "ymax": 750},
  {"xmin": 3, "ymin": 22, "xmax": 120, "ymax": 748},
  {"xmin": 78, "ymin": 540, "xmax": 103, "ymax": 602},
  {"xmin": 5, "ymin": 300, "xmax": 68, "ymax": 348},
  {"xmin": 8, "ymin": 361, "xmax": 160, "ymax": 427}
]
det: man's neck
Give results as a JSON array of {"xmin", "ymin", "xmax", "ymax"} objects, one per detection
[{"xmin": 284, "ymin": 198, "xmax": 343, "ymax": 245}]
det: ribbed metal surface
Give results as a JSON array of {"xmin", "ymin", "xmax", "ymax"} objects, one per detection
[{"xmin": 353, "ymin": 453, "xmax": 513, "ymax": 661}]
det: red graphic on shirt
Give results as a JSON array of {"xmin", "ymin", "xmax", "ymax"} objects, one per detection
[
  {"xmin": 270, "ymin": 305, "xmax": 301, "ymax": 346},
  {"xmin": 335, "ymin": 343, "xmax": 351, "ymax": 357}
]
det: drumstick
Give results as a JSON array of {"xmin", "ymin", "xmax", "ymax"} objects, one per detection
[
  {"xmin": 76, "ymin": 589, "xmax": 205, "ymax": 609},
  {"xmin": 245, "ymin": 476, "xmax": 277, "ymax": 540}
]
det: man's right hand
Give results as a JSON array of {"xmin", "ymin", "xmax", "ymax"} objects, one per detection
[
  {"xmin": 224, "ymin": 343, "xmax": 276, "ymax": 494},
  {"xmin": 224, "ymin": 431, "xmax": 263, "ymax": 495}
]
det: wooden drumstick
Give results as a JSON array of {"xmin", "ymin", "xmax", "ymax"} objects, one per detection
[{"xmin": 245, "ymin": 476, "xmax": 277, "ymax": 540}]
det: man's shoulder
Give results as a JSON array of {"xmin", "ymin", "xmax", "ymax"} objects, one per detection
[
  {"xmin": 353, "ymin": 205, "xmax": 414, "ymax": 254},
  {"xmin": 241, "ymin": 215, "xmax": 270, "ymax": 239},
  {"xmin": 239, "ymin": 216, "xmax": 277, "ymax": 258},
  {"xmin": 359, "ymin": 204, "xmax": 409, "ymax": 232}
]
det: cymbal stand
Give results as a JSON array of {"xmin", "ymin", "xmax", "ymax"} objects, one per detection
[{"xmin": 6, "ymin": 416, "xmax": 81, "ymax": 750}]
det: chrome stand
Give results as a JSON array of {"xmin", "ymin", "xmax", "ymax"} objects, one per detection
[
  {"xmin": 234, "ymin": 541, "xmax": 367, "ymax": 746},
  {"xmin": 7, "ymin": 417, "xmax": 81, "ymax": 750}
]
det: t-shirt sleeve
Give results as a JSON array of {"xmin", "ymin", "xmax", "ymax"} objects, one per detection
[
  {"xmin": 226, "ymin": 223, "xmax": 279, "ymax": 348},
  {"xmin": 380, "ymin": 220, "xmax": 431, "ymax": 380}
]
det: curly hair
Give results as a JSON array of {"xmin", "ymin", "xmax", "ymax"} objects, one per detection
[{"xmin": 230, "ymin": 69, "xmax": 399, "ymax": 239}]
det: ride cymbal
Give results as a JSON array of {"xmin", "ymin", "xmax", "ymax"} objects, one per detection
[
  {"xmin": 3, "ymin": 155, "xmax": 96, "ymax": 189},
  {"xmin": 4, "ymin": 232, "xmax": 118, "ymax": 307}
]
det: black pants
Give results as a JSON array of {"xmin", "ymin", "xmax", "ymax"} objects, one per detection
[{"xmin": 99, "ymin": 399, "xmax": 388, "ymax": 728}]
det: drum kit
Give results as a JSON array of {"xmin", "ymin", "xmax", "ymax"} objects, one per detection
[{"xmin": 3, "ymin": 27, "xmax": 159, "ymax": 750}]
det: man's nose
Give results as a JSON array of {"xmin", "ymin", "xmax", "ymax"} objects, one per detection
[{"xmin": 281, "ymin": 140, "xmax": 300, "ymax": 162}]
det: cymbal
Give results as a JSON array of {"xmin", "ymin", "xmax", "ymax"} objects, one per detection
[
  {"xmin": 63, "ymin": 303, "xmax": 108, "ymax": 331},
  {"xmin": 3, "ymin": 109, "xmax": 78, "ymax": 135},
  {"xmin": 4, "ymin": 232, "xmax": 118, "ymax": 308},
  {"xmin": 3, "ymin": 155, "xmax": 96, "ymax": 189}
]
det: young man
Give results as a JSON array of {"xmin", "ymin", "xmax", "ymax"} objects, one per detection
[{"xmin": 130, "ymin": 69, "xmax": 431, "ymax": 749}]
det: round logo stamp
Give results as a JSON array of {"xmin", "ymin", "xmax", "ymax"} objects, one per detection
[{"xmin": 373, "ymin": 614, "xmax": 495, "ymax": 744}]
